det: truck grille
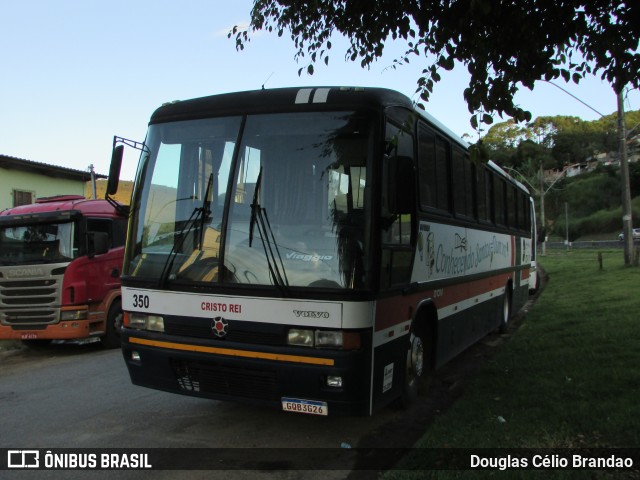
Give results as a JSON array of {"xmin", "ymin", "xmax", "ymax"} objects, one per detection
[{"xmin": 0, "ymin": 277, "xmax": 61, "ymax": 325}]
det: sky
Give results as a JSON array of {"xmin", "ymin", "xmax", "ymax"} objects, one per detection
[{"xmin": 2, "ymin": 0, "xmax": 638, "ymax": 181}]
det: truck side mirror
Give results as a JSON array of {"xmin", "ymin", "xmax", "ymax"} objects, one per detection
[
  {"xmin": 107, "ymin": 145, "xmax": 124, "ymax": 196},
  {"xmin": 89, "ymin": 232, "xmax": 109, "ymax": 257}
]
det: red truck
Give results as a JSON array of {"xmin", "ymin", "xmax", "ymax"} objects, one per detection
[{"xmin": 0, "ymin": 195, "xmax": 128, "ymax": 347}]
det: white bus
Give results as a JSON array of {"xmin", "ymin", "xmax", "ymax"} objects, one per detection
[{"xmin": 108, "ymin": 87, "xmax": 534, "ymax": 415}]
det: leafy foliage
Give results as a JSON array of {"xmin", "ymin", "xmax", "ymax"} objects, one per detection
[
  {"xmin": 482, "ymin": 110, "xmax": 640, "ymax": 171},
  {"xmin": 231, "ymin": 1, "xmax": 640, "ymax": 128},
  {"xmin": 479, "ymin": 111, "xmax": 640, "ymax": 238}
]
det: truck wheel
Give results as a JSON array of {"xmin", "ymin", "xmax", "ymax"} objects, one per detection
[{"xmin": 101, "ymin": 300, "xmax": 122, "ymax": 348}]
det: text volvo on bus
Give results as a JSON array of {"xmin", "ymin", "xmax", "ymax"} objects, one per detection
[{"xmin": 108, "ymin": 87, "xmax": 534, "ymax": 415}]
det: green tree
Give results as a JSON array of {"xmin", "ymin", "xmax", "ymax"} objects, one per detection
[
  {"xmin": 483, "ymin": 120, "xmax": 528, "ymax": 149},
  {"xmin": 528, "ymin": 117, "xmax": 557, "ymax": 148},
  {"xmin": 515, "ymin": 140, "xmax": 555, "ymax": 172},
  {"xmin": 232, "ymin": 1, "xmax": 640, "ymax": 128}
]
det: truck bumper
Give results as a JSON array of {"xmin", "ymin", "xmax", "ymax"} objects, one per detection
[{"xmin": 0, "ymin": 319, "xmax": 97, "ymax": 341}]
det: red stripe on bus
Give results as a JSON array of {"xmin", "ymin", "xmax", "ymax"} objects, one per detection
[{"xmin": 374, "ymin": 272, "xmax": 515, "ymax": 332}]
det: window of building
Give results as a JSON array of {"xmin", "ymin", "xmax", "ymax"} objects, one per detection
[{"xmin": 13, "ymin": 190, "xmax": 34, "ymax": 207}]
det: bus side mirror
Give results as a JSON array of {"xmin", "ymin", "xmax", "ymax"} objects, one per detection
[
  {"xmin": 387, "ymin": 155, "xmax": 415, "ymax": 215},
  {"xmin": 107, "ymin": 145, "xmax": 124, "ymax": 196},
  {"xmin": 89, "ymin": 232, "xmax": 109, "ymax": 257}
]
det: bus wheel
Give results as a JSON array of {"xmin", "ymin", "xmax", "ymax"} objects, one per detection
[
  {"xmin": 499, "ymin": 286, "xmax": 512, "ymax": 333},
  {"xmin": 101, "ymin": 300, "xmax": 122, "ymax": 349},
  {"xmin": 400, "ymin": 330, "xmax": 429, "ymax": 407}
]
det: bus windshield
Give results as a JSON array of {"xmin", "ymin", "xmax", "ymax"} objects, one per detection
[
  {"xmin": 0, "ymin": 222, "xmax": 78, "ymax": 265},
  {"xmin": 128, "ymin": 111, "xmax": 373, "ymax": 290}
]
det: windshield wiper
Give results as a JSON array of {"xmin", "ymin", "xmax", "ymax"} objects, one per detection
[
  {"xmin": 249, "ymin": 167, "xmax": 289, "ymax": 295},
  {"xmin": 198, "ymin": 173, "xmax": 214, "ymax": 247},
  {"xmin": 249, "ymin": 168, "xmax": 262, "ymax": 249},
  {"xmin": 158, "ymin": 174, "xmax": 214, "ymax": 288}
]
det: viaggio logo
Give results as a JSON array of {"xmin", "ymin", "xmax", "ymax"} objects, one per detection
[{"xmin": 293, "ymin": 310, "xmax": 330, "ymax": 319}]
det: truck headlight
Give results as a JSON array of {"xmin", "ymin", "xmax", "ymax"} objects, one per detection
[{"xmin": 60, "ymin": 308, "xmax": 88, "ymax": 321}]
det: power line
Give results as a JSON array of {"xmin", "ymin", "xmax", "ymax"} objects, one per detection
[{"xmin": 541, "ymin": 80, "xmax": 606, "ymax": 118}]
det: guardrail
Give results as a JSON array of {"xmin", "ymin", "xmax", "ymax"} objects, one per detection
[{"xmin": 545, "ymin": 240, "xmax": 640, "ymax": 249}]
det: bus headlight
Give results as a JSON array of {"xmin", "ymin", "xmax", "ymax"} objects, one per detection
[
  {"xmin": 147, "ymin": 315, "xmax": 165, "ymax": 332},
  {"xmin": 126, "ymin": 313, "xmax": 165, "ymax": 332},
  {"xmin": 287, "ymin": 329, "xmax": 314, "ymax": 347},
  {"xmin": 315, "ymin": 330, "xmax": 343, "ymax": 348},
  {"xmin": 315, "ymin": 331, "xmax": 361, "ymax": 349},
  {"xmin": 287, "ymin": 329, "xmax": 361, "ymax": 350}
]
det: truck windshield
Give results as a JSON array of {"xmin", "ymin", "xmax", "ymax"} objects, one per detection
[
  {"xmin": 127, "ymin": 111, "xmax": 373, "ymax": 290},
  {"xmin": 0, "ymin": 222, "xmax": 78, "ymax": 265}
]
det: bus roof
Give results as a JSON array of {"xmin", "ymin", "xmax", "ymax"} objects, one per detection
[
  {"xmin": 487, "ymin": 160, "xmax": 531, "ymax": 194},
  {"xmin": 150, "ymin": 86, "xmax": 468, "ymax": 149}
]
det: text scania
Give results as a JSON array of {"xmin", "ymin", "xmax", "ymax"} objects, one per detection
[
  {"xmin": 436, "ymin": 236, "xmax": 510, "ymax": 275},
  {"xmin": 8, "ymin": 267, "xmax": 45, "ymax": 278}
]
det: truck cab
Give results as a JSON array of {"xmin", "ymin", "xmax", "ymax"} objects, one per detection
[{"xmin": 0, "ymin": 195, "xmax": 127, "ymax": 347}]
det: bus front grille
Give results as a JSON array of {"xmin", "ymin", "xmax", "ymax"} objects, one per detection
[
  {"xmin": 170, "ymin": 359, "xmax": 278, "ymax": 400},
  {"xmin": 164, "ymin": 321, "xmax": 284, "ymax": 346}
]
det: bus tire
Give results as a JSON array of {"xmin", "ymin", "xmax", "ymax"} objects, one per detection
[
  {"xmin": 400, "ymin": 327, "xmax": 431, "ymax": 408},
  {"xmin": 101, "ymin": 299, "xmax": 122, "ymax": 349},
  {"xmin": 499, "ymin": 284, "xmax": 512, "ymax": 333}
]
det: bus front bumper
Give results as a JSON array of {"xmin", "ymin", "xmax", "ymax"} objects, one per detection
[{"xmin": 121, "ymin": 331, "xmax": 371, "ymax": 416}]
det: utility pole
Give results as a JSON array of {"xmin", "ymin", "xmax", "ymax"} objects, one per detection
[
  {"xmin": 617, "ymin": 90, "xmax": 633, "ymax": 266},
  {"xmin": 89, "ymin": 164, "xmax": 97, "ymax": 200},
  {"xmin": 565, "ymin": 202, "xmax": 569, "ymax": 249},
  {"xmin": 540, "ymin": 163, "xmax": 546, "ymax": 256}
]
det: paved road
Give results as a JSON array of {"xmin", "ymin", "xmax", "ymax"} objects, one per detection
[
  {"xmin": 0, "ymin": 285, "xmax": 537, "ymax": 480},
  {"xmin": 0, "ymin": 343, "xmax": 411, "ymax": 480}
]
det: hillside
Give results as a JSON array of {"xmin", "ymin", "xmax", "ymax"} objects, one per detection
[
  {"xmin": 541, "ymin": 164, "xmax": 640, "ymax": 240},
  {"xmin": 86, "ymin": 179, "xmax": 133, "ymax": 205}
]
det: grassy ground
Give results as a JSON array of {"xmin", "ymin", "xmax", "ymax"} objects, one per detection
[{"xmin": 384, "ymin": 250, "xmax": 640, "ymax": 479}]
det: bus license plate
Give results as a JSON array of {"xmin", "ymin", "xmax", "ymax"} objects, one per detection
[{"xmin": 281, "ymin": 397, "xmax": 328, "ymax": 416}]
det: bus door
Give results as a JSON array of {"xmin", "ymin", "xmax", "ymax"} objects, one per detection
[
  {"xmin": 373, "ymin": 110, "xmax": 417, "ymax": 409},
  {"xmin": 380, "ymin": 110, "xmax": 416, "ymax": 290}
]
